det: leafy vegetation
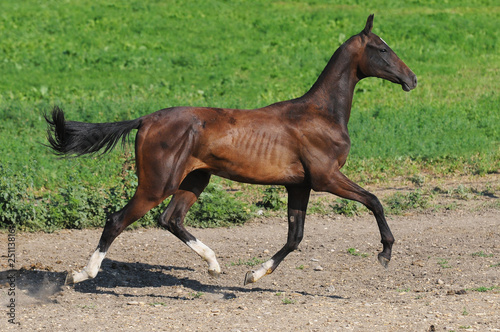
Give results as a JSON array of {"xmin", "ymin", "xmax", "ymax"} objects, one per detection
[
  {"xmin": 331, "ymin": 199, "xmax": 363, "ymax": 217},
  {"xmin": 229, "ymin": 257, "xmax": 265, "ymax": 267},
  {"xmin": 383, "ymin": 191, "xmax": 429, "ymax": 215},
  {"xmin": 0, "ymin": 0, "xmax": 499, "ymax": 231},
  {"xmin": 185, "ymin": 183, "xmax": 252, "ymax": 228},
  {"xmin": 257, "ymin": 186, "xmax": 287, "ymax": 211}
]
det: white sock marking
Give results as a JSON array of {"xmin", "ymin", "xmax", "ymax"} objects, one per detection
[
  {"xmin": 70, "ymin": 249, "xmax": 106, "ymax": 283},
  {"xmin": 187, "ymin": 239, "xmax": 221, "ymax": 275},
  {"xmin": 85, "ymin": 250, "xmax": 106, "ymax": 278},
  {"xmin": 249, "ymin": 259, "xmax": 275, "ymax": 282}
]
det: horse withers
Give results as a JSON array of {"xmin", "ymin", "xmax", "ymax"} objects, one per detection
[{"xmin": 45, "ymin": 15, "xmax": 417, "ymax": 286}]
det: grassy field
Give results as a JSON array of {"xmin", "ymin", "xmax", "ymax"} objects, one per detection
[{"xmin": 0, "ymin": 0, "xmax": 499, "ymax": 230}]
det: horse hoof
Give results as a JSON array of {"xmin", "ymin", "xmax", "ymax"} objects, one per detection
[
  {"xmin": 244, "ymin": 271, "xmax": 255, "ymax": 286},
  {"xmin": 208, "ymin": 269, "xmax": 221, "ymax": 278},
  {"xmin": 377, "ymin": 253, "xmax": 390, "ymax": 269},
  {"xmin": 65, "ymin": 271, "xmax": 75, "ymax": 285}
]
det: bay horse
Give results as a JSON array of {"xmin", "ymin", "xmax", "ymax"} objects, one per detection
[{"xmin": 45, "ymin": 15, "xmax": 417, "ymax": 286}]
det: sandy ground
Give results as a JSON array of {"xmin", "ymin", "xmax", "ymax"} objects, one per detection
[{"xmin": 1, "ymin": 180, "xmax": 499, "ymax": 331}]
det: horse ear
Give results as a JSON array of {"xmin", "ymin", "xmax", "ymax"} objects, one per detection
[{"xmin": 363, "ymin": 14, "xmax": 374, "ymax": 35}]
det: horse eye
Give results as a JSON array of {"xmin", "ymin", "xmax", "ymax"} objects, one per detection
[{"xmin": 380, "ymin": 48, "xmax": 387, "ymax": 53}]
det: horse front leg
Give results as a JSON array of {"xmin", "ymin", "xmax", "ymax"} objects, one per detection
[
  {"xmin": 317, "ymin": 171, "xmax": 394, "ymax": 268},
  {"xmin": 244, "ymin": 186, "xmax": 310, "ymax": 285}
]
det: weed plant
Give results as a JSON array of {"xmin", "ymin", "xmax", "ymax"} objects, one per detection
[
  {"xmin": 257, "ymin": 186, "xmax": 287, "ymax": 211},
  {"xmin": 383, "ymin": 191, "xmax": 429, "ymax": 215},
  {"xmin": 331, "ymin": 199, "xmax": 363, "ymax": 217}
]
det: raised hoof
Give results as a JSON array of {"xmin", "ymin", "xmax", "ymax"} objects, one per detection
[
  {"xmin": 65, "ymin": 271, "xmax": 75, "ymax": 285},
  {"xmin": 377, "ymin": 253, "xmax": 390, "ymax": 269},
  {"xmin": 244, "ymin": 271, "xmax": 255, "ymax": 286}
]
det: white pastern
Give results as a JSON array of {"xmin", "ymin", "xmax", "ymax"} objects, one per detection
[
  {"xmin": 187, "ymin": 239, "xmax": 221, "ymax": 276},
  {"xmin": 86, "ymin": 250, "xmax": 107, "ymax": 277},
  {"xmin": 69, "ymin": 250, "xmax": 106, "ymax": 284},
  {"xmin": 249, "ymin": 259, "xmax": 275, "ymax": 283}
]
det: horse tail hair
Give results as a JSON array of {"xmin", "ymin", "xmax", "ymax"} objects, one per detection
[{"xmin": 44, "ymin": 106, "xmax": 142, "ymax": 157}]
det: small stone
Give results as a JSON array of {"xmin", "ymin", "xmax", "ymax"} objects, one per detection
[
  {"xmin": 314, "ymin": 265, "xmax": 324, "ymax": 271},
  {"xmin": 127, "ymin": 301, "xmax": 139, "ymax": 305},
  {"xmin": 412, "ymin": 260, "xmax": 424, "ymax": 267},
  {"xmin": 311, "ymin": 258, "xmax": 319, "ymax": 262},
  {"xmin": 436, "ymin": 279, "xmax": 444, "ymax": 285}
]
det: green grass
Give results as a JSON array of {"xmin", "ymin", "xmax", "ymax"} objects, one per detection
[
  {"xmin": 468, "ymin": 286, "xmax": 499, "ymax": 293},
  {"xmin": 437, "ymin": 258, "xmax": 452, "ymax": 269},
  {"xmin": 0, "ymin": 0, "xmax": 499, "ymax": 230},
  {"xmin": 396, "ymin": 288, "xmax": 411, "ymax": 293},
  {"xmin": 190, "ymin": 292, "xmax": 204, "ymax": 299},
  {"xmin": 275, "ymin": 292, "xmax": 296, "ymax": 304},
  {"xmin": 331, "ymin": 199, "xmax": 364, "ymax": 217},
  {"xmin": 383, "ymin": 190, "xmax": 430, "ymax": 215},
  {"xmin": 347, "ymin": 247, "xmax": 370, "ymax": 258},
  {"xmin": 471, "ymin": 251, "xmax": 493, "ymax": 258},
  {"xmin": 229, "ymin": 257, "xmax": 264, "ymax": 267},
  {"xmin": 281, "ymin": 298, "xmax": 295, "ymax": 305}
]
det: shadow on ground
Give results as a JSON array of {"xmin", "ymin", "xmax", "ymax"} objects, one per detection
[{"xmin": 1, "ymin": 258, "xmax": 344, "ymax": 303}]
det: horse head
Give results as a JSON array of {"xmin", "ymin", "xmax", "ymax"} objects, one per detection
[{"xmin": 356, "ymin": 14, "xmax": 417, "ymax": 91}]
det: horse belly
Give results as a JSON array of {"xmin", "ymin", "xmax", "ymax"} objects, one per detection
[
  {"xmin": 204, "ymin": 130, "xmax": 305, "ymax": 185},
  {"xmin": 212, "ymin": 158, "xmax": 305, "ymax": 185}
]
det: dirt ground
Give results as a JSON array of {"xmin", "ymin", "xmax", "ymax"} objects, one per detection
[{"xmin": 1, "ymin": 179, "xmax": 499, "ymax": 331}]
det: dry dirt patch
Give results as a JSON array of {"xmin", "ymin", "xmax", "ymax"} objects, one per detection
[{"xmin": 1, "ymin": 206, "xmax": 499, "ymax": 331}]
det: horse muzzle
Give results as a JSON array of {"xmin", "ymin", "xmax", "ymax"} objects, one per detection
[{"xmin": 401, "ymin": 72, "xmax": 417, "ymax": 92}]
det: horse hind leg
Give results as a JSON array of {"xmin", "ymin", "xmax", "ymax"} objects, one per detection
[
  {"xmin": 65, "ymin": 120, "xmax": 202, "ymax": 284},
  {"xmin": 65, "ymin": 186, "xmax": 172, "ymax": 284},
  {"xmin": 159, "ymin": 171, "xmax": 221, "ymax": 277},
  {"xmin": 244, "ymin": 186, "xmax": 310, "ymax": 285}
]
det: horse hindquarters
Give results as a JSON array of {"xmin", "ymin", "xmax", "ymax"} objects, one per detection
[{"xmin": 66, "ymin": 117, "xmax": 201, "ymax": 284}]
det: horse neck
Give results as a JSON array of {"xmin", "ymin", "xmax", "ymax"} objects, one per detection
[{"xmin": 302, "ymin": 42, "xmax": 361, "ymax": 127}]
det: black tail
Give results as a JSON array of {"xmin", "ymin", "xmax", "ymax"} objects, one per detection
[{"xmin": 45, "ymin": 106, "xmax": 142, "ymax": 157}]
